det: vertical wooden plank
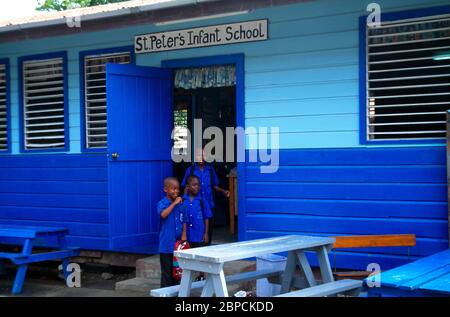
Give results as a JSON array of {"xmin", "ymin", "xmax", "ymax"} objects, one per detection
[
  {"xmin": 316, "ymin": 245, "xmax": 334, "ymax": 283},
  {"xmin": 13, "ymin": 238, "xmax": 34, "ymax": 294},
  {"xmin": 12, "ymin": 265, "xmax": 28, "ymax": 294},
  {"xmin": 21, "ymin": 238, "xmax": 33, "ymax": 255},
  {"xmin": 296, "ymin": 251, "xmax": 317, "ymax": 287},
  {"xmin": 58, "ymin": 234, "xmax": 70, "ymax": 280},
  {"xmin": 178, "ymin": 269, "xmax": 195, "ymax": 297},
  {"xmin": 201, "ymin": 276, "xmax": 215, "ymax": 297},
  {"xmin": 211, "ymin": 271, "xmax": 229, "ymax": 297},
  {"xmin": 280, "ymin": 250, "xmax": 297, "ymax": 293}
]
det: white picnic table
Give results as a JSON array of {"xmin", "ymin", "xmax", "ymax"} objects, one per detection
[{"xmin": 171, "ymin": 235, "xmax": 336, "ymax": 297}]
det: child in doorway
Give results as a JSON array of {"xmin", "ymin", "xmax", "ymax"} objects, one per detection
[
  {"xmin": 182, "ymin": 148, "xmax": 229, "ymax": 245},
  {"xmin": 157, "ymin": 177, "xmax": 187, "ymax": 288},
  {"xmin": 182, "ymin": 175, "xmax": 213, "ymax": 248}
]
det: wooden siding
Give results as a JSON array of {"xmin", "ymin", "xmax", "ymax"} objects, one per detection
[
  {"xmin": 244, "ymin": 147, "xmax": 449, "ymax": 270},
  {"xmin": 1, "ymin": 0, "xmax": 450, "ymax": 152},
  {"xmin": 0, "ymin": 154, "xmax": 110, "ymax": 250}
]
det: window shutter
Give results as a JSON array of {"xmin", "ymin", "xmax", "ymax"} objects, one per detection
[
  {"xmin": 23, "ymin": 57, "xmax": 66, "ymax": 149},
  {"xmin": 84, "ymin": 52, "xmax": 130, "ymax": 148},
  {"xmin": 0, "ymin": 63, "xmax": 7, "ymax": 151},
  {"xmin": 366, "ymin": 14, "xmax": 450, "ymax": 141}
]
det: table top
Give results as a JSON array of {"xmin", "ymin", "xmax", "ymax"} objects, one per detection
[
  {"xmin": 368, "ymin": 249, "xmax": 450, "ymax": 296},
  {"xmin": 0, "ymin": 225, "xmax": 68, "ymax": 239},
  {"xmin": 175, "ymin": 235, "xmax": 335, "ymax": 263}
]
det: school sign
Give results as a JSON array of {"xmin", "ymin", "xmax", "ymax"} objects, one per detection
[{"xmin": 135, "ymin": 19, "xmax": 268, "ymax": 53}]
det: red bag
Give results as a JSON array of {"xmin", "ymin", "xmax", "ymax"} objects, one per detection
[{"xmin": 172, "ymin": 240, "xmax": 190, "ymax": 282}]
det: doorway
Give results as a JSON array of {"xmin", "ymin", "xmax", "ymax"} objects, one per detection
[{"xmin": 171, "ymin": 65, "xmax": 237, "ymax": 242}]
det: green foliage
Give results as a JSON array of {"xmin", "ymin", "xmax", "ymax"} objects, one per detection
[{"xmin": 36, "ymin": 0, "xmax": 128, "ymax": 11}]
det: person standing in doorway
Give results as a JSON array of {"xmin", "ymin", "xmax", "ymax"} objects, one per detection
[{"xmin": 182, "ymin": 148, "xmax": 230, "ymax": 245}]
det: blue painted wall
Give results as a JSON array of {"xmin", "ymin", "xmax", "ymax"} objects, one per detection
[
  {"xmin": 1, "ymin": 0, "xmax": 449, "ymax": 151},
  {"xmin": 0, "ymin": 0, "xmax": 448, "ymax": 267},
  {"xmin": 244, "ymin": 147, "xmax": 448, "ymax": 269},
  {"xmin": 0, "ymin": 154, "xmax": 110, "ymax": 250}
]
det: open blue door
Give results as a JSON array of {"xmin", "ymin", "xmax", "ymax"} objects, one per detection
[{"xmin": 106, "ymin": 64, "xmax": 173, "ymax": 253}]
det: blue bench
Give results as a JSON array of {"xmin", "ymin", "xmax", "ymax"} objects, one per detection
[
  {"xmin": 0, "ymin": 225, "xmax": 80, "ymax": 295},
  {"xmin": 364, "ymin": 249, "xmax": 450, "ymax": 297}
]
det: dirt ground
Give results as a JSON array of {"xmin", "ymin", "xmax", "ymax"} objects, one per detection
[{"xmin": 0, "ymin": 262, "xmax": 144, "ymax": 297}]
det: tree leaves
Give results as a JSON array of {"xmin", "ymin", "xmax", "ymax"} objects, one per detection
[{"xmin": 36, "ymin": 0, "xmax": 128, "ymax": 11}]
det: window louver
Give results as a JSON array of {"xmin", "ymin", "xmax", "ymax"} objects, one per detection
[
  {"xmin": 0, "ymin": 64, "xmax": 7, "ymax": 151},
  {"xmin": 23, "ymin": 58, "xmax": 65, "ymax": 149},
  {"xmin": 84, "ymin": 52, "xmax": 130, "ymax": 148},
  {"xmin": 366, "ymin": 14, "xmax": 450, "ymax": 141}
]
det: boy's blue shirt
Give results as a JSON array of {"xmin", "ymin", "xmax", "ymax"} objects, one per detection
[
  {"xmin": 182, "ymin": 164, "xmax": 219, "ymax": 208},
  {"xmin": 182, "ymin": 193, "xmax": 213, "ymax": 243},
  {"xmin": 157, "ymin": 196, "xmax": 185, "ymax": 253}
]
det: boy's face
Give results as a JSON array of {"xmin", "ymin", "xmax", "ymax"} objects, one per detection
[
  {"xmin": 164, "ymin": 180, "xmax": 180, "ymax": 201},
  {"xmin": 188, "ymin": 178, "xmax": 200, "ymax": 196}
]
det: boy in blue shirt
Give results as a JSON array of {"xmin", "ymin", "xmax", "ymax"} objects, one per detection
[
  {"xmin": 182, "ymin": 149, "xmax": 229, "ymax": 245},
  {"xmin": 183, "ymin": 175, "xmax": 213, "ymax": 248},
  {"xmin": 157, "ymin": 177, "xmax": 186, "ymax": 287}
]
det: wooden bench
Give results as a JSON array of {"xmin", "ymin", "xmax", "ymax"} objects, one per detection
[
  {"xmin": 364, "ymin": 249, "xmax": 450, "ymax": 297},
  {"xmin": 275, "ymin": 234, "xmax": 416, "ymax": 297},
  {"xmin": 151, "ymin": 268, "xmax": 283, "ymax": 297},
  {"xmin": 0, "ymin": 225, "xmax": 80, "ymax": 294},
  {"xmin": 275, "ymin": 279, "xmax": 363, "ymax": 297},
  {"xmin": 152, "ymin": 235, "xmax": 336, "ymax": 297},
  {"xmin": 331, "ymin": 234, "xmax": 416, "ymax": 279}
]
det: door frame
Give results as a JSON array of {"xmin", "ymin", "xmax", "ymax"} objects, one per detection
[{"xmin": 161, "ymin": 54, "xmax": 246, "ymax": 241}]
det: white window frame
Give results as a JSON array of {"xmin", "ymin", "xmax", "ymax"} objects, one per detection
[
  {"xmin": 21, "ymin": 55, "xmax": 67, "ymax": 151},
  {"xmin": 82, "ymin": 51, "xmax": 131, "ymax": 150},
  {"xmin": 0, "ymin": 62, "xmax": 8, "ymax": 152},
  {"xmin": 364, "ymin": 12, "xmax": 450, "ymax": 142}
]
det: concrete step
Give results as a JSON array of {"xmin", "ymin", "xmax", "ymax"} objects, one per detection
[
  {"xmin": 119, "ymin": 258, "xmax": 256, "ymax": 295},
  {"xmin": 136, "ymin": 255, "xmax": 255, "ymax": 279},
  {"xmin": 115, "ymin": 277, "xmax": 160, "ymax": 295},
  {"xmin": 136, "ymin": 255, "xmax": 161, "ymax": 279}
]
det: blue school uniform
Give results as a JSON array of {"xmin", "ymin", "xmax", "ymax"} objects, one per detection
[
  {"xmin": 182, "ymin": 164, "xmax": 219, "ymax": 208},
  {"xmin": 182, "ymin": 193, "xmax": 213, "ymax": 243},
  {"xmin": 157, "ymin": 197, "xmax": 185, "ymax": 253}
]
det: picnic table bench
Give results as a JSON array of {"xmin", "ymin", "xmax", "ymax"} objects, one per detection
[
  {"xmin": 0, "ymin": 225, "xmax": 80, "ymax": 294},
  {"xmin": 363, "ymin": 249, "xmax": 450, "ymax": 297},
  {"xmin": 151, "ymin": 235, "xmax": 361, "ymax": 297}
]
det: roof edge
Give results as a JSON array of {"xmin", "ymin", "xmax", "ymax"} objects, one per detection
[{"xmin": 0, "ymin": 0, "xmax": 220, "ymax": 33}]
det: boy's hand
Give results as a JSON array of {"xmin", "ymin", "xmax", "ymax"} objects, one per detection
[
  {"xmin": 203, "ymin": 233, "xmax": 209, "ymax": 244},
  {"xmin": 174, "ymin": 197, "xmax": 183, "ymax": 205},
  {"xmin": 224, "ymin": 190, "xmax": 230, "ymax": 198}
]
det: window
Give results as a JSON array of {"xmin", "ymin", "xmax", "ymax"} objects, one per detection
[
  {"xmin": 82, "ymin": 51, "xmax": 131, "ymax": 149},
  {"xmin": 21, "ymin": 54, "xmax": 67, "ymax": 150},
  {"xmin": 0, "ymin": 61, "xmax": 8, "ymax": 151},
  {"xmin": 364, "ymin": 12, "xmax": 450, "ymax": 142},
  {"xmin": 173, "ymin": 100, "xmax": 189, "ymax": 156}
]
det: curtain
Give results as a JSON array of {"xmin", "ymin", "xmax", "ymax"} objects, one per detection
[{"xmin": 174, "ymin": 65, "xmax": 236, "ymax": 89}]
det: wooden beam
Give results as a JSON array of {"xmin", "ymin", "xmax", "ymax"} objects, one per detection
[{"xmin": 332, "ymin": 234, "xmax": 416, "ymax": 249}]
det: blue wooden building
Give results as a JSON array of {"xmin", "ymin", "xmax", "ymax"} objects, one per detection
[{"xmin": 0, "ymin": 0, "xmax": 449, "ymax": 270}]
